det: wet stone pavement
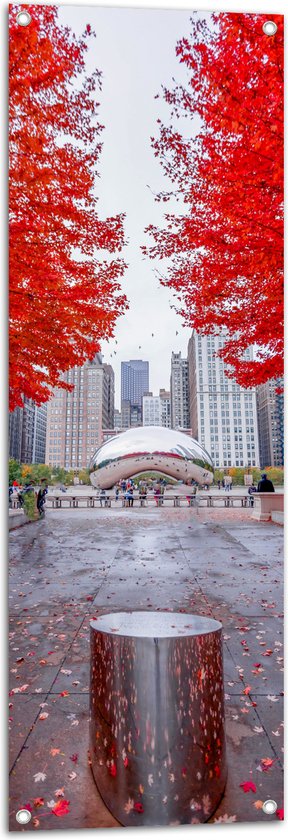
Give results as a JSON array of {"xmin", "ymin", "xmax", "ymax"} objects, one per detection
[{"xmin": 9, "ymin": 507, "xmax": 284, "ymax": 829}]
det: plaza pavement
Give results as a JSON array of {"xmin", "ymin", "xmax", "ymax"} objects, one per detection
[{"xmin": 9, "ymin": 505, "xmax": 284, "ymax": 829}]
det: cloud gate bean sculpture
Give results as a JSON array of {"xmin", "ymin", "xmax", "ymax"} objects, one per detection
[{"xmin": 89, "ymin": 426, "xmax": 214, "ymax": 490}]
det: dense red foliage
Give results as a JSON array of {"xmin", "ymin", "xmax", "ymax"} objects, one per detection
[
  {"xmin": 9, "ymin": 4, "xmax": 128, "ymax": 411},
  {"xmin": 145, "ymin": 13, "xmax": 284, "ymax": 387}
]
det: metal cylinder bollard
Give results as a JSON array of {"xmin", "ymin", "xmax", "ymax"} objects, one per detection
[{"xmin": 90, "ymin": 611, "xmax": 227, "ymax": 826}]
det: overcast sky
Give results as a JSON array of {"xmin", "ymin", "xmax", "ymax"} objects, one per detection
[{"xmin": 58, "ymin": 4, "xmax": 205, "ymax": 407}]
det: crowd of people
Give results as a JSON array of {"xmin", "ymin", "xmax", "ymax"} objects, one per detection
[
  {"xmin": 9, "ymin": 479, "xmax": 48, "ymax": 517},
  {"xmin": 9, "ymin": 472, "xmax": 276, "ymax": 515}
]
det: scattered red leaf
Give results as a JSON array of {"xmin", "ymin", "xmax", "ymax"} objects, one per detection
[
  {"xmin": 52, "ymin": 800, "xmax": 70, "ymax": 817},
  {"xmin": 134, "ymin": 802, "xmax": 144, "ymax": 813},
  {"xmin": 276, "ymin": 807, "xmax": 284, "ymax": 820},
  {"xmin": 240, "ymin": 781, "xmax": 257, "ymax": 793}
]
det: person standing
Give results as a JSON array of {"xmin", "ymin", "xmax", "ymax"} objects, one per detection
[
  {"xmin": 248, "ymin": 484, "xmax": 257, "ymax": 507},
  {"xmin": 99, "ymin": 488, "xmax": 106, "ymax": 507},
  {"xmin": 257, "ymin": 473, "xmax": 275, "ymax": 492},
  {"xmin": 37, "ymin": 480, "xmax": 48, "ymax": 516}
]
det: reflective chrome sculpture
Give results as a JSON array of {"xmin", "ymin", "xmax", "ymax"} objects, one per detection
[
  {"xmin": 90, "ymin": 426, "xmax": 213, "ymax": 489},
  {"xmin": 90, "ymin": 612, "xmax": 226, "ymax": 826}
]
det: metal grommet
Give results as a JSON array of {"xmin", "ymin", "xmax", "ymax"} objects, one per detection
[
  {"xmin": 16, "ymin": 809, "xmax": 32, "ymax": 825},
  {"xmin": 16, "ymin": 10, "xmax": 32, "ymax": 27},
  {"xmin": 262, "ymin": 799, "xmax": 277, "ymax": 815},
  {"xmin": 263, "ymin": 21, "xmax": 277, "ymax": 36}
]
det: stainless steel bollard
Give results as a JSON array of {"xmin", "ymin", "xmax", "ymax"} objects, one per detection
[{"xmin": 90, "ymin": 612, "xmax": 227, "ymax": 826}]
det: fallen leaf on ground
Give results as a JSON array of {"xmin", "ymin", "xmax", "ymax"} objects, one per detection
[
  {"xmin": 261, "ymin": 757, "xmax": 275, "ymax": 771},
  {"xmin": 214, "ymin": 814, "xmax": 237, "ymax": 823},
  {"xmin": 54, "ymin": 788, "xmax": 65, "ymax": 797},
  {"xmin": 240, "ymin": 781, "xmax": 257, "ymax": 793},
  {"xmin": 33, "ymin": 772, "xmax": 47, "ymax": 783},
  {"xmin": 52, "ymin": 800, "xmax": 70, "ymax": 817},
  {"xmin": 254, "ymin": 800, "xmax": 263, "ymax": 810}
]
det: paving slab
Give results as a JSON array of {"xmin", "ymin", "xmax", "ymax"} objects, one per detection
[{"xmin": 9, "ymin": 507, "xmax": 284, "ymax": 828}]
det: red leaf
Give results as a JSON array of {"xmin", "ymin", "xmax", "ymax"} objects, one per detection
[
  {"xmin": 276, "ymin": 808, "xmax": 284, "ymax": 820},
  {"xmin": 134, "ymin": 802, "xmax": 144, "ymax": 813},
  {"xmin": 52, "ymin": 800, "xmax": 70, "ymax": 817},
  {"xmin": 240, "ymin": 781, "xmax": 257, "ymax": 793}
]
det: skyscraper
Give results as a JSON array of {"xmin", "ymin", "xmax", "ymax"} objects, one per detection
[
  {"xmin": 9, "ymin": 398, "xmax": 47, "ymax": 464},
  {"xmin": 121, "ymin": 359, "xmax": 149, "ymax": 425},
  {"xmin": 45, "ymin": 354, "xmax": 114, "ymax": 469},
  {"xmin": 256, "ymin": 378, "xmax": 284, "ymax": 468},
  {"xmin": 159, "ymin": 389, "xmax": 171, "ymax": 428},
  {"xmin": 170, "ymin": 352, "xmax": 190, "ymax": 429},
  {"xmin": 188, "ymin": 330, "xmax": 259, "ymax": 468}
]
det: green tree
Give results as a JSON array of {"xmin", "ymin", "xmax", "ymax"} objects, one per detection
[
  {"xmin": 9, "ymin": 458, "xmax": 22, "ymax": 485},
  {"xmin": 78, "ymin": 469, "xmax": 90, "ymax": 485}
]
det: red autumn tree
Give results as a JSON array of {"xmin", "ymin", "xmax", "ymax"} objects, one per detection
[
  {"xmin": 144, "ymin": 13, "xmax": 284, "ymax": 387},
  {"xmin": 9, "ymin": 4, "xmax": 128, "ymax": 411}
]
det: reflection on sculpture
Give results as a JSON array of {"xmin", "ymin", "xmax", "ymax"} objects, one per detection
[
  {"xmin": 90, "ymin": 611, "xmax": 227, "ymax": 825},
  {"xmin": 89, "ymin": 426, "xmax": 213, "ymax": 490}
]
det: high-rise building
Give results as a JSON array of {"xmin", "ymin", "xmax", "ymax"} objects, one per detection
[
  {"xmin": 9, "ymin": 398, "xmax": 47, "ymax": 464},
  {"xmin": 170, "ymin": 352, "xmax": 190, "ymax": 429},
  {"xmin": 256, "ymin": 378, "xmax": 284, "ymax": 468},
  {"xmin": 143, "ymin": 394, "xmax": 161, "ymax": 426},
  {"xmin": 121, "ymin": 400, "xmax": 132, "ymax": 430},
  {"xmin": 187, "ymin": 330, "xmax": 259, "ymax": 468},
  {"xmin": 159, "ymin": 389, "xmax": 171, "ymax": 428},
  {"xmin": 121, "ymin": 360, "xmax": 149, "ymax": 425},
  {"xmin": 113, "ymin": 408, "xmax": 122, "ymax": 429},
  {"xmin": 130, "ymin": 404, "xmax": 142, "ymax": 427},
  {"xmin": 45, "ymin": 354, "xmax": 114, "ymax": 469}
]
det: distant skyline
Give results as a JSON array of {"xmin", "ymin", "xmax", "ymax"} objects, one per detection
[{"xmin": 58, "ymin": 4, "xmax": 200, "ymax": 405}]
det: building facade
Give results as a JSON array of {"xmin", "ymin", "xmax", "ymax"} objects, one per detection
[
  {"xmin": 170, "ymin": 352, "xmax": 190, "ymax": 429},
  {"xmin": 45, "ymin": 354, "xmax": 114, "ymax": 469},
  {"xmin": 113, "ymin": 408, "xmax": 122, "ymax": 429},
  {"xmin": 187, "ymin": 330, "xmax": 259, "ymax": 468},
  {"xmin": 159, "ymin": 389, "xmax": 171, "ymax": 428},
  {"xmin": 256, "ymin": 378, "xmax": 284, "ymax": 468},
  {"xmin": 121, "ymin": 359, "xmax": 149, "ymax": 425},
  {"xmin": 143, "ymin": 394, "xmax": 161, "ymax": 426},
  {"xmin": 9, "ymin": 398, "xmax": 47, "ymax": 464}
]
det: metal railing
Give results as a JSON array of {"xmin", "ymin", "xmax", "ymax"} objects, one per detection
[{"xmin": 42, "ymin": 492, "xmax": 253, "ymax": 509}]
